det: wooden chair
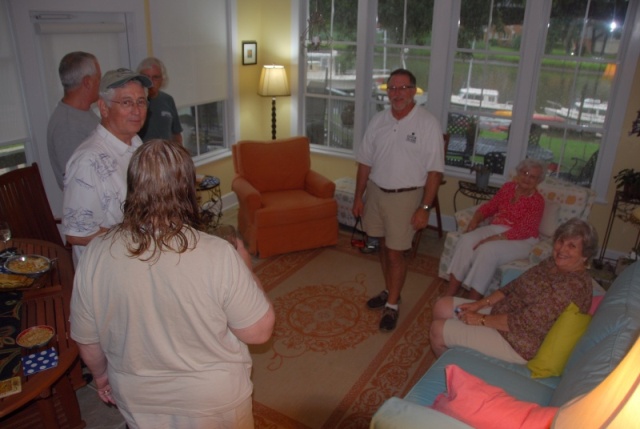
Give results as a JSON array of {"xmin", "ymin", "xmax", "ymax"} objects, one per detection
[
  {"xmin": 411, "ymin": 134, "xmax": 449, "ymax": 258},
  {"xmin": 0, "ymin": 163, "xmax": 66, "ymax": 249},
  {"xmin": 0, "ymin": 287, "xmax": 85, "ymax": 428},
  {"xmin": 445, "ymin": 113, "xmax": 475, "ymax": 166},
  {"xmin": 558, "ymin": 150, "xmax": 598, "ymax": 187},
  {"xmin": 5, "ymin": 238, "xmax": 85, "ymax": 391},
  {"xmin": 483, "ymin": 151, "xmax": 506, "ymax": 175}
]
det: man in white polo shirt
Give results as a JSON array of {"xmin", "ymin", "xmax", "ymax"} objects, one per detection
[
  {"xmin": 352, "ymin": 68, "xmax": 444, "ymax": 331},
  {"xmin": 62, "ymin": 68, "xmax": 152, "ymax": 264}
]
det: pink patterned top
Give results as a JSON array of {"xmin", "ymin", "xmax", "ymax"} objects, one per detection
[
  {"xmin": 476, "ymin": 181, "xmax": 544, "ymax": 240},
  {"xmin": 491, "ymin": 257, "xmax": 592, "ymax": 360}
]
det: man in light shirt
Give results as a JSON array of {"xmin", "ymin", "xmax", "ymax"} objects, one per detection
[
  {"xmin": 62, "ymin": 68, "xmax": 152, "ymax": 264},
  {"xmin": 47, "ymin": 51, "xmax": 101, "ymax": 189}
]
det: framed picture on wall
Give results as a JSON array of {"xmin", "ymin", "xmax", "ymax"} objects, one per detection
[{"xmin": 242, "ymin": 41, "xmax": 257, "ymax": 65}]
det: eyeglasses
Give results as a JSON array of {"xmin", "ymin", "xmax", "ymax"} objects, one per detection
[
  {"xmin": 387, "ymin": 85, "xmax": 416, "ymax": 92},
  {"xmin": 110, "ymin": 98, "xmax": 149, "ymax": 110},
  {"xmin": 519, "ymin": 170, "xmax": 541, "ymax": 180}
]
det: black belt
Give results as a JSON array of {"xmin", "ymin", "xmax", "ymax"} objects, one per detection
[{"xmin": 378, "ymin": 186, "xmax": 420, "ymax": 193}]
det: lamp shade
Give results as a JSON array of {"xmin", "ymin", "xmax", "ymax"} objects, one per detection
[
  {"xmin": 552, "ymin": 335, "xmax": 640, "ymax": 428},
  {"xmin": 257, "ymin": 65, "xmax": 290, "ymax": 97}
]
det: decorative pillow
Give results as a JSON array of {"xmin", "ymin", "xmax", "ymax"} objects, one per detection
[
  {"xmin": 588, "ymin": 295, "xmax": 604, "ymax": 315},
  {"xmin": 527, "ymin": 302, "xmax": 591, "ymax": 378},
  {"xmin": 431, "ymin": 365, "xmax": 559, "ymax": 429},
  {"xmin": 539, "ymin": 200, "xmax": 561, "ymax": 238}
]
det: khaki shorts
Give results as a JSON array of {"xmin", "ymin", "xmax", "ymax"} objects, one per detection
[
  {"xmin": 443, "ymin": 297, "xmax": 527, "ymax": 365},
  {"xmin": 363, "ymin": 181, "xmax": 423, "ymax": 251}
]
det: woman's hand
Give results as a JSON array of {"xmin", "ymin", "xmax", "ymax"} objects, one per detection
[
  {"xmin": 472, "ymin": 233, "xmax": 505, "ymax": 250},
  {"xmin": 94, "ymin": 373, "xmax": 116, "ymax": 405},
  {"xmin": 457, "ymin": 310, "xmax": 485, "ymax": 326},
  {"xmin": 456, "ymin": 301, "xmax": 483, "ymax": 314}
]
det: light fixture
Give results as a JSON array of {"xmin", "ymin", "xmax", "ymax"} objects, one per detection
[
  {"xmin": 603, "ymin": 63, "xmax": 617, "ymax": 80},
  {"xmin": 551, "ymin": 335, "xmax": 640, "ymax": 428},
  {"xmin": 258, "ymin": 65, "xmax": 290, "ymax": 140}
]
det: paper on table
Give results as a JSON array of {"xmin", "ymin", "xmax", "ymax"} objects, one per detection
[{"xmin": 0, "ymin": 376, "xmax": 21, "ymax": 398}]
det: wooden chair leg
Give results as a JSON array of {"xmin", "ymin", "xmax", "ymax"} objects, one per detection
[
  {"xmin": 69, "ymin": 358, "xmax": 87, "ymax": 390},
  {"xmin": 433, "ymin": 195, "xmax": 443, "ymax": 238},
  {"xmin": 36, "ymin": 395, "xmax": 59, "ymax": 429},
  {"xmin": 55, "ymin": 374, "xmax": 85, "ymax": 429},
  {"xmin": 411, "ymin": 229, "xmax": 423, "ymax": 259}
]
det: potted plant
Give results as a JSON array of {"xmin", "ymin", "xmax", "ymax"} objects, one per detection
[
  {"xmin": 614, "ymin": 168, "xmax": 640, "ymax": 200},
  {"xmin": 470, "ymin": 163, "xmax": 491, "ymax": 189}
]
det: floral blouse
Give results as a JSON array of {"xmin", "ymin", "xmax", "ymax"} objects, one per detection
[
  {"xmin": 476, "ymin": 181, "xmax": 545, "ymax": 240},
  {"xmin": 491, "ymin": 257, "xmax": 593, "ymax": 360}
]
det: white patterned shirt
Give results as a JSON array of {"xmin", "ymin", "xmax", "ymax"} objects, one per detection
[{"xmin": 62, "ymin": 124, "xmax": 142, "ymax": 263}]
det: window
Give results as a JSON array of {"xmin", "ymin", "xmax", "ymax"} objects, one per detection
[
  {"xmin": 0, "ymin": 3, "xmax": 28, "ymax": 173},
  {"xmin": 179, "ymin": 101, "xmax": 226, "ymax": 157},
  {"xmin": 445, "ymin": 1, "xmax": 525, "ymax": 173},
  {"xmin": 302, "ymin": 0, "xmax": 358, "ymax": 150},
  {"xmin": 301, "ymin": 0, "xmax": 637, "ymax": 198},
  {"xmin": 371, "ymin": 0, "xmax": 435, "ymax": 113},
  {"xmin": 533, "ymin": 0, "xmax": 628, "ymax": 189}
]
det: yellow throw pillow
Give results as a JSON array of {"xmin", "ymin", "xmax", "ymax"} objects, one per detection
[{"xmin": 527, "ymin": 302, "xmax": 591, "ymax": 379}]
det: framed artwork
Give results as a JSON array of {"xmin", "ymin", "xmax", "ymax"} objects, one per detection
[{"xmin": 242, "ymin": 41, "xmax": 257, "ymax": 65}]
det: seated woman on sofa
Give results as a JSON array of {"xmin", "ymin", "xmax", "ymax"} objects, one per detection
[
  {"xmin": 445, "ymin": 158, "xmax": 546, "ymax": 299},
  {"xmin": 431, "ymin": 218, "xmax": 597, "ymax": 364}
]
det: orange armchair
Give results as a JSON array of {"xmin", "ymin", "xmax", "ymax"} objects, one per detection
[{"xmin": 232, "ymin": 137, "xmax": 338, "ymax": 258}]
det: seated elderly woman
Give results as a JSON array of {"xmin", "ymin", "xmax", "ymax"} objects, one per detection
[
  {"xmin": 445, "ymin": 158, "xmax": 546, "ymax": 299},
  {"xmin": 430, "ymin": 218, "xmax": 597, "ymax": 364}
]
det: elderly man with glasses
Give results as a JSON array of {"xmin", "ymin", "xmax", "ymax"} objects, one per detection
[
  {"xmin": 352, "ymin": 68, "xmax": 445, "ymax": 332},
  {"xmin": 62, "ymin": 68, "xmax": 152, "ymax": 264}
]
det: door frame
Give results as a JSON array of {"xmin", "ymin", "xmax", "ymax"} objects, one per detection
[{"xmin": 6, "ymin": 0, "xmax": 147, "ymax": 216}]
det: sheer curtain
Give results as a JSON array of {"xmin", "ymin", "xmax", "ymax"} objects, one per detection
[{"xmin": 0, "ymin": 2, "xmax": 28, "ymax": 171}]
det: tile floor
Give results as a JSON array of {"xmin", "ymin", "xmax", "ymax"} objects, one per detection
[{"xmin": 74, "ymin": 207, "xmax": 446, "ymax": 427}]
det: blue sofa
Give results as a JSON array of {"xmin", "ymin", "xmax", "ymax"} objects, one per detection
[{"xmin": 370, "ymin": 261, "xmax": 640, "ymax": 428}]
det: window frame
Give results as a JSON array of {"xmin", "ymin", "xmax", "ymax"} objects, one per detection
[{"xmin": 299, "ymin": 0, "xmax": 640, "ymax": 201}]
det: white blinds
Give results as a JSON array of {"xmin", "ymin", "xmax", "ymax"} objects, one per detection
[
  {"xmin": 0, "ymin": 4, "xmax": 28, "ymax": 146},
  {"xmin": 148, "ymin": 0, "xmax": 228, "ymax": 108}
]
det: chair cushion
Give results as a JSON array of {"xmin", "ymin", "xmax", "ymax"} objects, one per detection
[
  {"xmin": 538, "ymin": 200, "xmax": 561, "ymax": 238},
  {"xmin": 234, "ymin": 137, "xmax": 311, "ymax": 193},
  {"xmin": 405, "ymin": 347, "xmax": 558, "ymax": 407},
  {"xmin": 550, "ymin": 318, "xmax": 639, "ymax": 406},
  {"xmin": 550, "ymin": 261, "xmax": 640, "ymax": 406},
  {"xmin": 526, "ymin": 302, "xmax": 591, "ymax": 379},
  {"xmin": 536, "ymin": 177, "xmax": 595, "ymax": 224},
  {"xmin": 256, "ymin": 190, "xmax": 337, "ymax": 227},
  {"xmin": 432, "ymin": 365, "xmax": 559, "ymax": 429}
]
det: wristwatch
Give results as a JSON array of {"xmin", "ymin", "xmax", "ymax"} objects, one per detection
[{"xmin": 421, "ymin": 204, "xmax": 431, "ymax": 211}]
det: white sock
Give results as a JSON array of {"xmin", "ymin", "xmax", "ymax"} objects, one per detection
[{"xmin": 385, "ymin": 303, "xmax": 398, "ymax": 311}]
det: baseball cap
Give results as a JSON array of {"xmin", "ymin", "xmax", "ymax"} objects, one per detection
[{"xmin": 100, "ymin": 68, "xmax": 152, "ymax": 92}]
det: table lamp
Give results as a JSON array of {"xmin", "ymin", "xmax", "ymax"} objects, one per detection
[
  {"xmin": 258, "ymin": 65, "xmax": 290, "ymax": 139},
  {"xmin": 551, "ymin": 335, "xmax": 640, "ymax": 428}
]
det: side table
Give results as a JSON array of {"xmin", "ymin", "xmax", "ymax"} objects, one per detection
[
  {"xmin": 597, "ymin": 191, "xmax": 640, "ymax": 265},
  {"xmin": 453, "ymin": 180, "xmax": 499, "ymax": 212},
  {"xmin": 197, "ymin": 175, "xmax": 222, "ymax": 232}
]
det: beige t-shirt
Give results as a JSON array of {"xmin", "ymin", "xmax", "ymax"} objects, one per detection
[{"xmin": 70, "ymin": 229, "xmax": 270, "ymax": 416}]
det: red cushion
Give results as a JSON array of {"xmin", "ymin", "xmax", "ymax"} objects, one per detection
[
  {"xmin": 431, "ymin": 365, "xmax": 559, "ymax": 429},
  {"xmin": 589, "ymin": 295, "xmax": 604, "ymax": 315}
]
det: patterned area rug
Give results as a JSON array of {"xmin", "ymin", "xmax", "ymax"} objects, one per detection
[{"xmin": 250, "ymin": 233, "xmax": 444, "ymax": 429}]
